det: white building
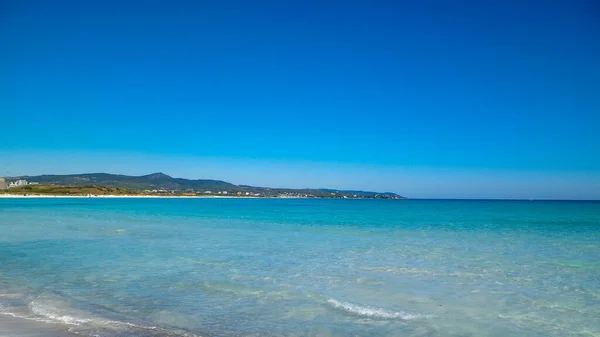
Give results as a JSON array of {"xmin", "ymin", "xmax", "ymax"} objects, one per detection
[{"xmin": 8, "ymin": 179, "xmax": 28, "ymax": 188}]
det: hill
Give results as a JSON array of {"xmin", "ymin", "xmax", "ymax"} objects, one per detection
[
  {"xmin": 15, "ymin": 172, "xmax": 236, "ymax": 192},
  {"xmin": 4, "ymin": 173, "xmax": 405, "ymax": 199},
  {"xmin": 2, "ymin": 185, "xmax": 139, "ymax": 196}
]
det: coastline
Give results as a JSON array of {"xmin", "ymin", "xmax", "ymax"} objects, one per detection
[
  {"xmin": 0, "ymin": 194, "xmax": 347, "ymax": 199},
  {"xmin": 0, "ymin": 194, "xmax": 261, "ymax": 199},
  {"xmin": 0, "ymin": 314, "xmax": 76, "ymax": 337}
]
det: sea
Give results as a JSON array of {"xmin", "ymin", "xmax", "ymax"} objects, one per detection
[{"xmin": 0, "ymin": 198, "xmax": 599, "ymax": 337}]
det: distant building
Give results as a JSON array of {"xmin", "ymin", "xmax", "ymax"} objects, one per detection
[
  {"xmin": 0, "ymin": 178, "xmax": 6, "ymax": 190},
  {"xmin": 8, "ymin": 179, "xmax": 28, "ymax": 188}
]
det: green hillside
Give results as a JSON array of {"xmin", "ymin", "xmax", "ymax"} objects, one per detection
[
  {"xmin": 4, "ymin": 173, "xmax": 405, "ymax": 199},
  {"xmin": 1, "ymin": 185, "xmax": 139, "ymax": 196}
]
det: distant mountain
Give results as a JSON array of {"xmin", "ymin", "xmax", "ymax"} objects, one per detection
[
  {"xmin": 12, "ymin": 173, "xmax": 236, "ymax": 192},
  {"xmin": 318, "ymin": 188, "xmax": 399, "ymax": 197},
  {"xmin": 6, "ymin": 173, "xmax": 405, "ymax": 199}
]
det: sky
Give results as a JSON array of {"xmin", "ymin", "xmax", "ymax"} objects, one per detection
[{"xmin": 1, "ymin": 0, "xmax": 599, "ymax": 199}]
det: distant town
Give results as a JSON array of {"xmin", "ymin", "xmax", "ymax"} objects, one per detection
[
  {"xmin": 0, "ymin": 174, "xmax": 405, "ymax": 199},
  {"xmin": 0, "ymin": 178, "xmax": 39, "ymax": 189}
]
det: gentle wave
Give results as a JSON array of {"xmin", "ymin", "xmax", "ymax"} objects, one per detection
[
  {"xmin": 326, "ymin": 298, "xmax": 429, "ymax": 320},
  {"xmin": 202, "ymin": 280, "xmax": 265, "ymax": 296},
  {"xmin": 360, "ymin": 265, "xmax": 481, "ymax": 278},
  {"xmin": 31, "ymin": 300, "xmax": 92, "ymax": 326},
  {"xmin": 0, "ymin": 295, "xmax": 199, "ymax": 337}
]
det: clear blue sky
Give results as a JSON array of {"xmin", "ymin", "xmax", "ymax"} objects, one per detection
[{"xmin": 1, "ymin": 0, "xmax": 599, "ymax": 199}]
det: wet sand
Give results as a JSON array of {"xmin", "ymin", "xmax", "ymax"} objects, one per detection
[{"xmin": 0, "ymin": 315, "xmax": 76, "ymax": 337}]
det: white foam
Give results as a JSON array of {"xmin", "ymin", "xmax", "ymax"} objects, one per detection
[
  {"xmin": 30, "ymin": 301, "xmax": 91, "ymax": 326},
  {"xmin": 1, "ymin": 298, "xmax": 200, "ymax": 337},
  {"xmin": 326, "ymin": 298, "xmax": 428, "ymax": 320}
]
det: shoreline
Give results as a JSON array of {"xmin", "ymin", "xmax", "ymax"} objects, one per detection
[
  {"xmin": 0, "ymin": 314, "xmax": 76, "ymax": 337},
  {"xmin": 0, "ymin": 194, "xmax": 399, "ymax": 200},
  {"xmin": 0, "ymin": 194, "xmax": 262, "ymax": 199}
]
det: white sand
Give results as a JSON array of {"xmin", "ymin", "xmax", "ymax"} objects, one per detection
[{"xmin": 0, "ymin": 194, "xmax": 255, "ymax": 198}]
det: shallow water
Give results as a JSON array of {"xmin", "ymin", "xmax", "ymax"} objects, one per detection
[{"xmin": 1, "ymin": 198, "xmax": 599, "ymax": 336}]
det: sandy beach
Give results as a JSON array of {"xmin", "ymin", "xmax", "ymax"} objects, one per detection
[
  {"xmin": 0, "ymin": 194, "xmax": 257, "ymax": 199},
  {"xmin": 0, "ymin": 315, "xmax": 76, "ymax": 337}
]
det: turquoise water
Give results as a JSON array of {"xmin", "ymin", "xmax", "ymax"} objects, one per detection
[{"xmin": 1, "ymin": 198, "xmax": 599, "ymax": 336}]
